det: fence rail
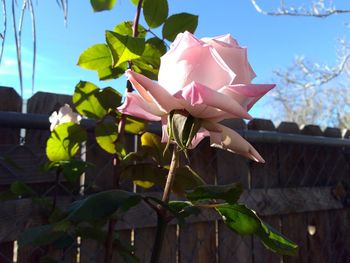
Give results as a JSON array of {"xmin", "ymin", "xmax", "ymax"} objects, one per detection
[{"xmin": 1, "ymin": 87, "xmax": 350, "ymax": 263}]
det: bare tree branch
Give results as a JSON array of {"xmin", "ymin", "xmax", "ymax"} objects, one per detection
[
  {"xmin": 0, "ymin": 0, "xmax": 6, "ymax": 65},
  {"xmin": 251, "ymin": 0, "xmax": 350, "ymax": 18}
]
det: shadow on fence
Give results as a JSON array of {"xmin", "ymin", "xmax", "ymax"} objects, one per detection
[{"xmin": 0, "ymin": 87, "xmax": 350, "ymax": 263}]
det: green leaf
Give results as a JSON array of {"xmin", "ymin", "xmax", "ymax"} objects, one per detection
[
  {"xmin": 143, "ymin": 0, "xmax": 168, "ymax": 28},
  {"xmin": 121, "ymin": 163, "xmax": 166, "ymax": 188},
  {"xmin": 73, "ymin": 81, "xmax": 106, "ymax": 119},
  {"xmin": 169, "ymin": 110, "xmax": 201, "ymax": 154},
  {"xmin": 90, "ymin": 0, "xmax": 116, "ymax": 12},
  {"xmin": 186, "ymin": 183, "xmax": 243, "ymax": 204},
  {"xmin": 77, "ymin": 44, "xmax": 112, "ymax": 70},
  {"xmin": 141, "ymin": 132, "xmax": 170, "ymax": 164},
  {"xmin": 46, "ymin": 123, "xmax": 87, "ymax": 162},
  {"xmin": 146, "ymin": 37, "xmax": 167, "ymax": 56},
  {"xmin": 95, "ymin": 120, "xmax": 119, "ymax": 154},
  {"xmin": 98, "ymin": 64, "xmax": 127, "ymax": 80},
  {"xmin": 114, "ymin": 21, "xmax": 147, "ymax": 38},
  {"xmin": 18, "ymin": 225, "xmax": 64, "ymax": 247},
  {"xmin": 216, "ymin": 203, "xmax": 299, "ymax": 255},
  {"xmin": 106, "ymin": 31, "xmax": 145, "ymax": 67},
  {"xmin": 216, "ymin": 204, "xmax": 260, "ymax": 235},
  {"xmin": 125, "ymin": 115, "xmax": 147, "ymax": 134},
  {"xmin": 61, "ymin": 160, "xmax": 93, "ymax": 183},
  {"xmin": 132, "ymin": 59, "xmax": 159, "ymax": 80},
  {"xmin": 130, "ymin": 0, "xmax": 142, "ymax": 6},
  {"xmin": 257, "ymin": 222, "xmax": 298, "ymax": 256},
  {"xmin": 10, "ymin": 181, "xmax": 37, "ymax": 197},
  {"xmin": 67, "ymin": 190, "xmax": 141, "ymax": 223},
  {"xmin": 172, "ymin": 166, "xmax": 205, "ymax": 195},
  {"xmin": 162, "ymin": 13, "xmax": 198, "ymax": 41},
  {"xmin": 97, "ymin": 87, "xmax": 123, "ymax": 110}
]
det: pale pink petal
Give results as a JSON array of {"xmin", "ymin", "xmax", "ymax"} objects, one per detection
[
  {"xmin": 206, "ymin": 122, "xmax": 265, "ymax": 163},
  {"xmin": 203, "ymin": 34, "xmax": 256, "ymax": 83},
  {"xmin": 159, "ymin": 31, "xmax": 235, "ymax": 94},
  {"xmin": 126, "ymin": 70, "xmax": 182, "ymax": 113},
  {"xmin": 118, "ymin": 93, "xmax": 163, "ymax": 121},
  {"xmin": 175, "ymin": 81, "xmax": 252, "ymax": 120},
  {"xmin": 219, "ymin": 84, "xmax": 275, "ymax": 110}
]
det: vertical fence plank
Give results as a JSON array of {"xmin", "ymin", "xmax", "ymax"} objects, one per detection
[
  {"xmin": 277, "ymin": 122, "xmax": 308, "ymax": 263},
  {"xmin": 301, "ymin": 125, "xmax": 328, "ymax": 263},
  {"xmin": 323, "ymin": 128, "xmax": 350, "ymax": 263},
  {"xmin": 0, "ymin": 87, "xmax": 22, "ymax": 263},
  {"xmin": 247, "ymin": 119, "xmax": 281, "ymax": 263},
  {"xmin": 216, "ymin": 119, "xmax": 253, "ymax": 263},
  {"xmin": 18, "ymin": 92, "xmax": 76, "ymax": 263},
  {"xmin": 179, "ymin": 139, "xmax": 217, "ymax": 263}
]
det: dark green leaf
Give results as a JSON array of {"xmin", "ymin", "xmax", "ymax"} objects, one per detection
[
  {"xmin": 73, "ymin": 81, "xmax": 106, "ymax": 119},
  {"xmin": 18, "ymin": 225, "xmax": 64, "ymax": 247},
  {"xmin": 141, "ymin": 132, "xmax": 170, "ymax": 165},
  {"xmin": 257, "ymin": 222, "xmax": 298, "ymax": 256},
  {"xmin": 114, "ymin": 21, "xmax": 147, "ymax": 38},
  {"xmin": 125, "ymin": 115, "xmax": 147, "ymax": 134},
  {"xmin": 106, "ymin": 31, "xmax": 145, "ymax": 67},
  {"xmin": 169, "ymin": 110, "xmax": 201, "ymax": 154},
  {"xmin": 90, "ymin": 0, "xmax": 116, "ymax": 12},
  {"xmin": 143, "ymin": 0, "xmax": 168, "ymax": 28},
  {"xmin": 216, "ymin": 204, "xmax": 260, "ymax": 235},
  {"xmin": 46, "ymin": 123, "xmax": 87, "ymax": 162},
  {"xmin": 61, "ymin": 160, "xmax": 93, "ymax": 183},
  {"xmin": 146, "ymin": 37, "xmax": 167, "ymax": 56},
  {"xmin": 173, "ymin": 166, "xmax": 205, "ymax": 195},
  {"xmin": 121, "ymin": 163, "xmax": 166, "ymax": 188},
  {"xmin": 186, "ymin": 183, "xmax": 243, "ymax": 204},
  {"xmin": 67, "ymin": 190, "xmax": 141, "ymax": 222},
  {"xmin": 77, "ymin": 44, "xmax": 112, "ymax": 70},
  {"xmin": 10, "ymin": 181, "xmax": 37, "ymax": 197},
  {"xmin": 0, "ymin": 190, "xmax": 18, "ymax": 201},
  {"xmin": 162, "ymin": 13, "xmax": 198, "ymax": 41},
  {"xmin": 97, "ymin": 87, "xmax": 123, "ymax": 110},
  {"xmin": 77, "ymin": 226, "xmax": 107, "ymax": 243},
  {"xmin": 95, "ymin": 120, "xmax": 119, "ymax": 154}
]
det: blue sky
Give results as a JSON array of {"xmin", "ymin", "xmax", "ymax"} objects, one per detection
[{"xmin": 0, "ymin": 0, "xmax": 348, "ymax": 118}]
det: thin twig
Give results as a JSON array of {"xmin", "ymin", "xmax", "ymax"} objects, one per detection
[
  {"xmin": 28, "ymin": 0, "xmax": 36, "ymax": 95},
  {"xmin": 0, "ymin": 0, "xmax": 6, "ymax": 65}
]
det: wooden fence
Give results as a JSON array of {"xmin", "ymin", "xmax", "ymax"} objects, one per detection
[{"xmin": 0, "ymin": 87, "xmax": 350, "ymax": 263}]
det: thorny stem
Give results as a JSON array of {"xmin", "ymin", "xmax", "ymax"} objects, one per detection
[
  {"xmin": 104, "ymin": 1, "xmax": 143, "ymax": 263},
  {"xmin": 150, "ymin": 145, "xmax": 179, "ymax": 263}
]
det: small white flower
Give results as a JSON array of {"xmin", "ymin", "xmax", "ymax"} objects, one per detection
[{"xmin": 49, "ymin": 104, "xmax": 82, "ymax": 131}]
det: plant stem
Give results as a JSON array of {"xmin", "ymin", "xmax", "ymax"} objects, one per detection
[
  {"xmin": 104, "ymin": 1, "xmax": 144, "ymax": 262},
  {"xmin": 150, "ymin": 145, "xmax": 179, "ymax": 263},
  {"xmin": 162, "ymin": 145, "xmax": 179, "ymax": 203}
]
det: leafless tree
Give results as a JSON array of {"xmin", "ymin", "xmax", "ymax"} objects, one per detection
[
  {"xmin": 0, "ymin": 0, "xmax": 67, "ymax": 97},
  {"xmin": 251, "ymin": 1, "xmax": 350, "ymax": 129}
]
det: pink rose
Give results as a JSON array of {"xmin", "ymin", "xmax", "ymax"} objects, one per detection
[{"xmin": 118, "ymin": 31, "xmax": 274, "ymax": 162}]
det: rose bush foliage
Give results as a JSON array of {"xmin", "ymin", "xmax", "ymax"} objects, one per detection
[{"xmin": 119, "ymin": 31, "xmax": 275, "ymax": 162}]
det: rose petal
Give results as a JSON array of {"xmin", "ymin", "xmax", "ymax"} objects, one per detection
[
  {"xmin": 126, "ymin": 70, "xmax": 182, "ymax": 113},
  {"xmin": 206, "ymin": 122, "xmax": 265, "ymax": 163},
  {"xmin": 175, "ymin": 81, "xmax": 252, "ymax": 120},
  {"xmin": 118, "ymin": 93, "xmax": 163, "ymax": 121},
  {"xmin": 159, "ymin": 31, "xmax": 235, "ymax": 94},
  {"xmin": 219, "ymin": 84, "xmax": 275, "ymax": 110}
]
